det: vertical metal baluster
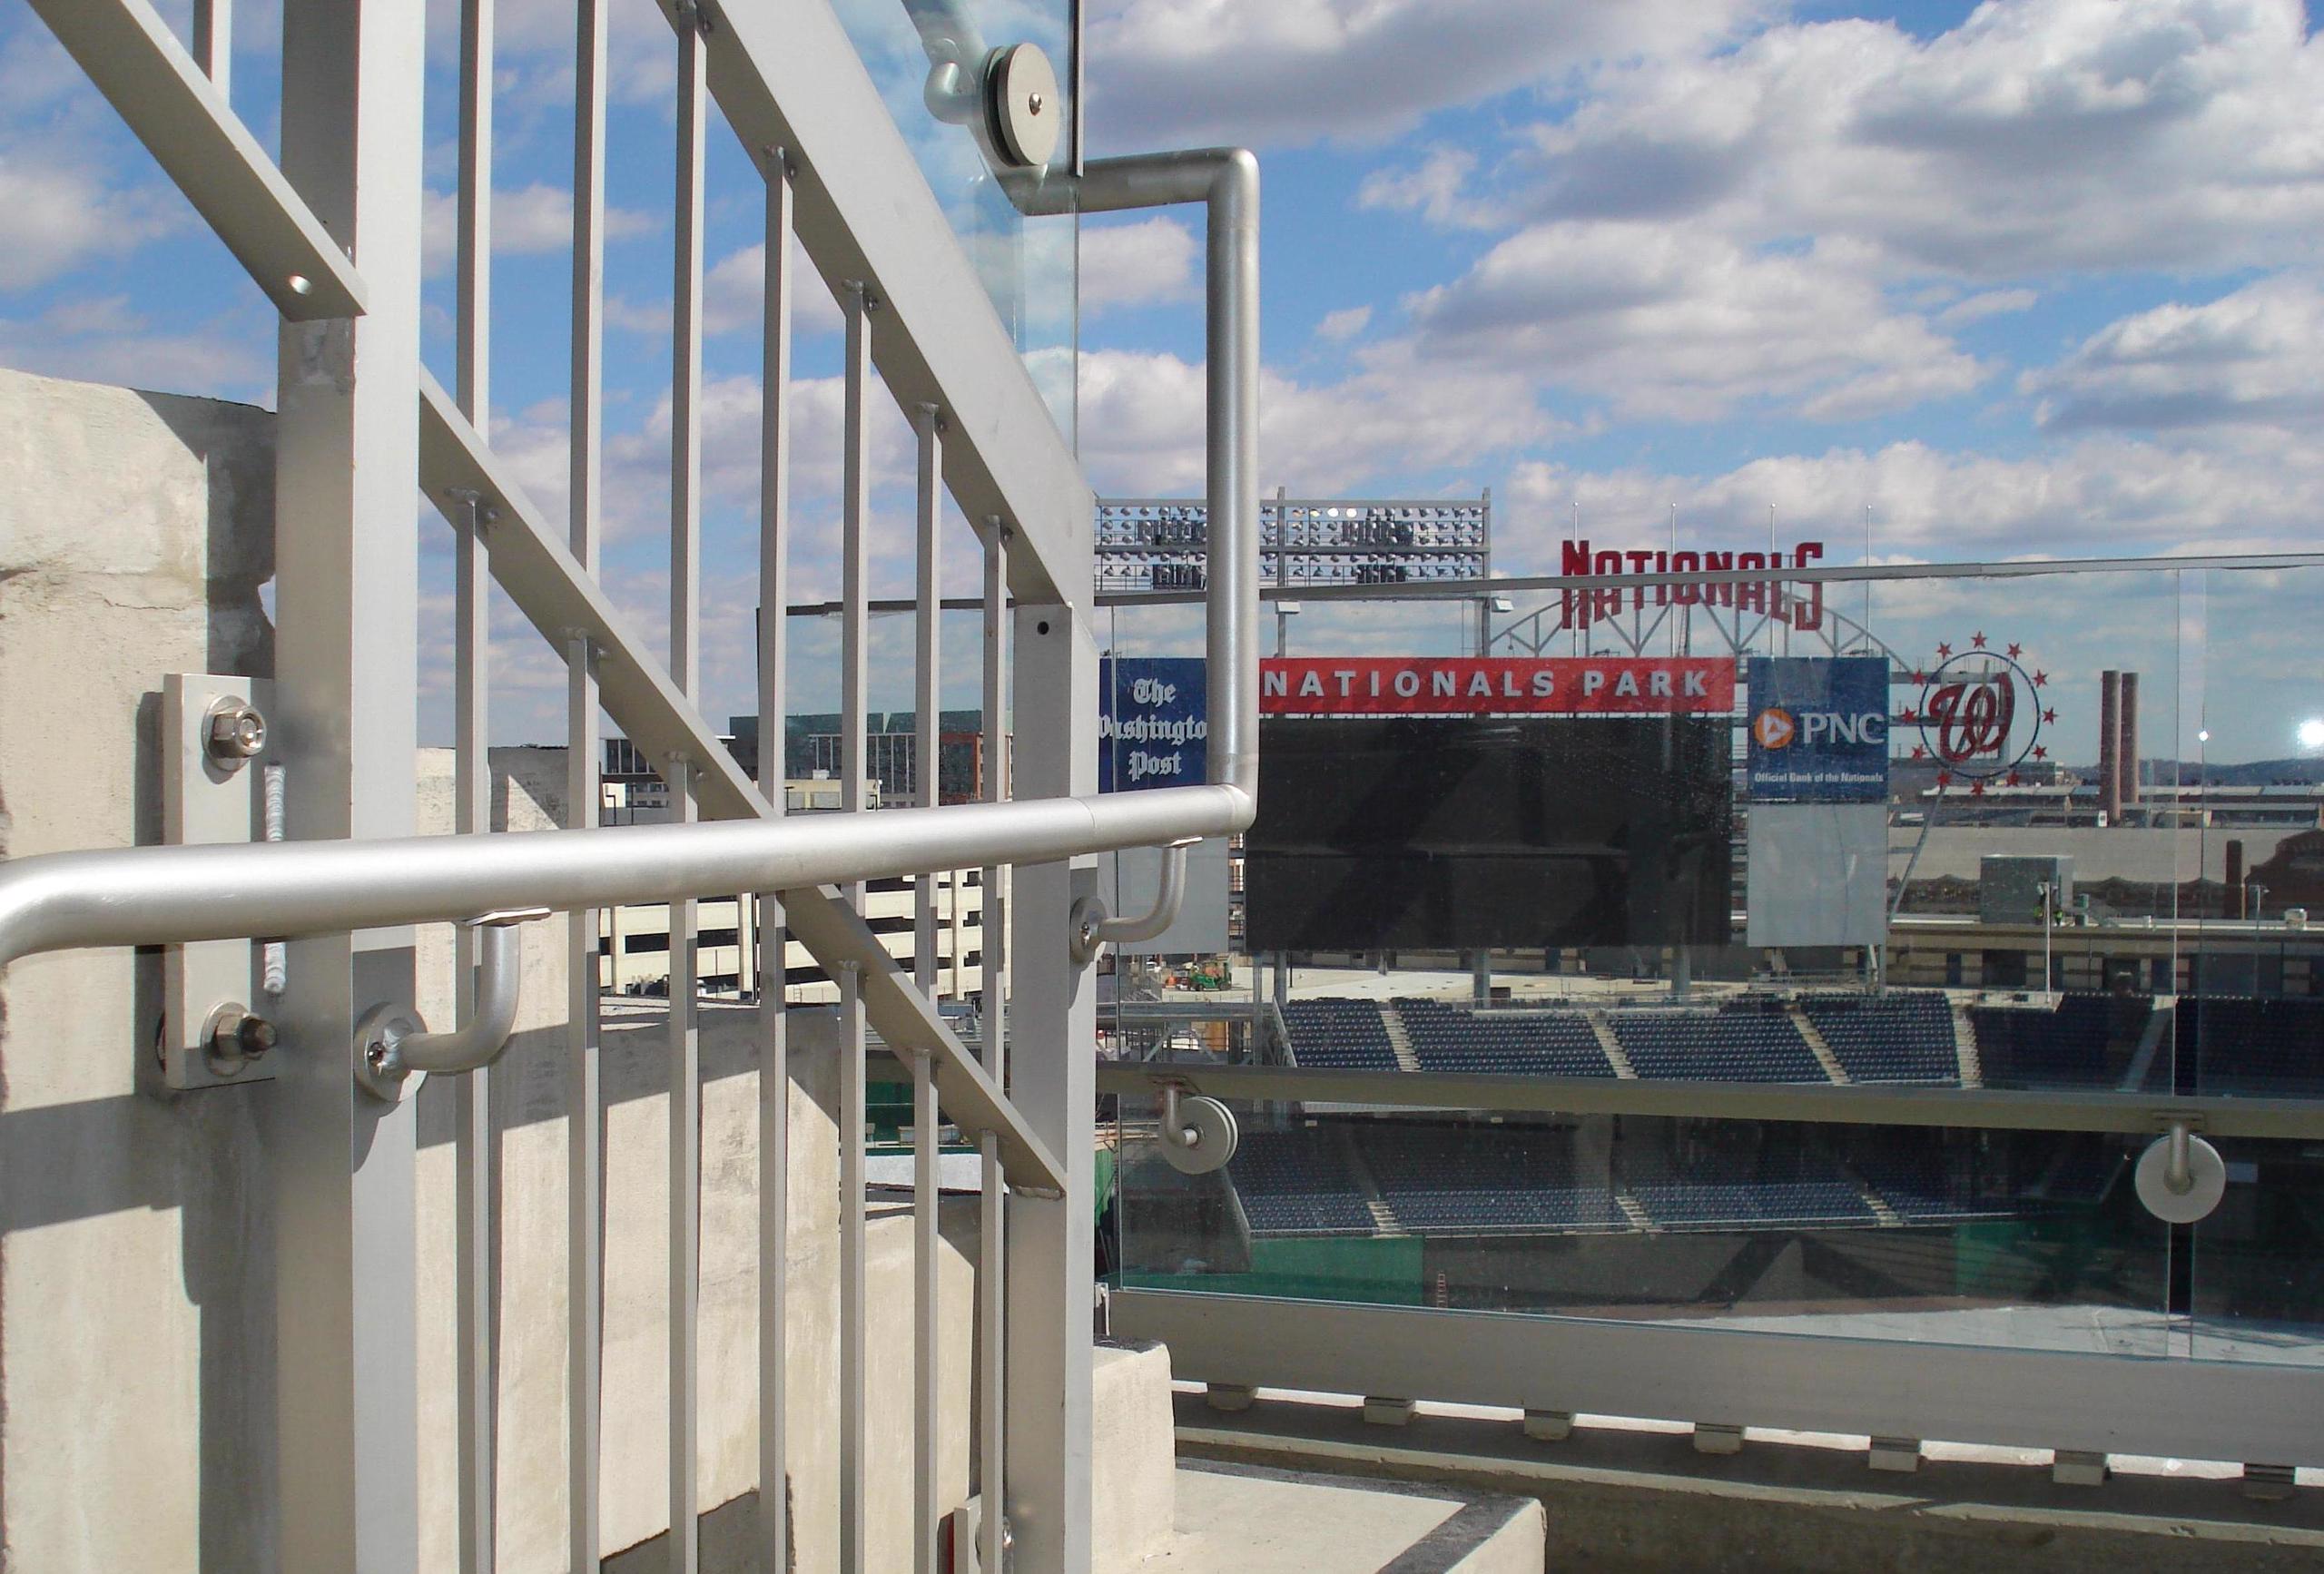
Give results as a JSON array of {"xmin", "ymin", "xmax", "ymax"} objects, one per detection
[
  {"xmin": 566, "ymin": 3, "xmax": 609, "ymax": 1568},
  {"xmin": 455, "ymin": 1, "xmax": 496, "ymax": 1568},
  {"xmin": 192, "ymin": 0, "xmax": 230, "ymax": 98},
  {"xmin": 755, "ymin": 143, "xmax": 795, "ymax": 1574},
  {"xmin": 911, "ymin": 1045, "xmax": 940, "ymax": 1574},
  {"xmin": 839, "ymin": 280, "xmax": 872, "ymax": 1572},
  {"xmin": 667, "ymin": 13, "xmax": 707, "ymax": 1569},
  {"xmin": 911, "ymin": 404, "xmax": 943, "ymax": 1574},
  {"xmin": 977, "ymin": 517, "xmax": 1009, "ymax": 1570}
]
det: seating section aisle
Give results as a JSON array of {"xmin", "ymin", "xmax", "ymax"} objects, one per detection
[
  {"xmin": 1226, "ymin": 1126, "xmax": 1378, "ymax": 1237},
  {"xmin": 1281, "ymin": 998, "xmax": 1400, "ymax": 1070},
  {"xmin": 2177, "ymin": 997, "xmax": 2324, "ymax": 1095},
  {"xmin": 1803, "ymin": 992, "xmax": 1959, "ymax": 1083},
  {"xmin": 1848, "ymin": 1146, "xmax": 2007, "ymax": 1222},
  {"xmin": 1626, "ymin": 1148, "xmax": 1875, "ymax": 1230},
  {"xmin": 1612, "ymin": 1005, "xmax": 1827, "ymax": 1081},
  {"xmin": 1364, "ymin": 1125, "xmax": 1622, "ymax": 1234},
  {"xmin": 1393, "ymin": 998, "xmax": 1615, "ymax": 1077}
]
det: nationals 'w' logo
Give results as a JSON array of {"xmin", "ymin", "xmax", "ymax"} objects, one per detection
[{"xmin": 1898, "ymin": 635, "xmax": 2054, "ymax": 795}]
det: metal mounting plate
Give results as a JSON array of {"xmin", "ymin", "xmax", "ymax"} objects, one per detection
[{"xmin": 159, "ymin": 673, "xmax": 276, "ymax": 1091}]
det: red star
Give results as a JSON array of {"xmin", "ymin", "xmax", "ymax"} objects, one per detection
[
  {"xmin": 1911, "ymin": 669, "xmax": 1926, "ymax": 685},
  {"xmin": 1936, "ymin": 642, "xmax": 1953, "ymax": 659},
  {"xmin": 2005, "ymin": 772, "xmax": 2023, "ymax": 788},
  {"xmin": 1900, "ymin": 705, "xmax": 1918, "ymax": 723},
  {"xmin": 2032, "ymin": 670, "xmax": 2048, "ymax": 687},
  {"xmin": 1910, "ymin": 744, "xmax": 1927, "ymax": 760},
  {"xmin": 2006, "ymin": 643, "xmax": 2022, "ymax": 659},
  {"xmin": 2032, "ymin": 744, "xmax": 2048, "ymax": 760},
  {"xmin": 1970, "ymin": 780, "xmax": 1988, "ymax": 797},
  {"xmin": 1972, "ymin": 631, "xmax": 1988, "ymax": 648},
  {"xmin": 2042, "ymin": 707, "xmax": 2057, "ymax": 723},
  {"xmin": 1935, "ymin": 770, "xmax": 1954, "ymax": 787}
]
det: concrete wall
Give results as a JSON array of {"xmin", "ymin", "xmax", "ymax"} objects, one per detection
[
  {"xmin": 0, "ymin": 369, "xmax": 987, "ymax": 1571},
  {"xmin": 0, "ymin": 368, "xmax": 277, "ymax": 1571}
]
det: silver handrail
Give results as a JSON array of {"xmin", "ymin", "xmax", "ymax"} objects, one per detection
[
  {"xmin": 1013, "ymin": 148, "xmax": 1261, "ymax": 797},
  {"xmin": 0, "ymin": 782, "xmax": 1253, "ymax": 968}
]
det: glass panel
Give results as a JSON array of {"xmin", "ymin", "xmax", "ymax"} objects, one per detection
[
  {"xmin": 2191, "ymin": 1136, "xmax": 2324, "ymax": 1363},
  {"xmin": 1113, "ymin": 1101, "xmax": 2173, "ymax": 1354},
  {"xmin": 832, "ymin": 0, "xmax": 1078, "ymax": 440},
  {"xmin": 2184, "ymin": 566, "xmax": 2324, "ymax": 1099}
]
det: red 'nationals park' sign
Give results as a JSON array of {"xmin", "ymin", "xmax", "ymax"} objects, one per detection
[{"xmin": 1261, "ymin": 656, "xmax": 1736, "ymax": 715}]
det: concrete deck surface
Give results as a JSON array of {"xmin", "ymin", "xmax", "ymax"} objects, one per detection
[{"xmin": 1138, "ymin": 1458, "xmax": 1542, "ymax": 1572}]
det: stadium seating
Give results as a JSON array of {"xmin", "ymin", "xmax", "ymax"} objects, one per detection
[
  {"xmin": 1393, "ymin": 997, "xmax": 1616, "ymax": 1077},
  {"xmin": 1280, "ymin": 997, "xmax": 1400, "ymax": 1070},
  {"xmin": 1226, "ymin": 1126, "xmax": 1377, "ymax": 1236},
  {"xmin": 1972, "ymin": 994, "xmax": 2139, "ymax": 1086},
  {"xmin": 1848, "ymin": 1145, "xmax": 2002, "ymax": 1221},
  {"xmin": 1625, "ymin": 1147, "xmax": 1874, "ymax": 1229},
  {"xmin": 2176, "ymin": 996, "xmax": 2324, "ymax": 1095},
  {"xmin": 1364, "ymin": 1124, "xmax": 1622, "ymax": 1233},
  {"xmin": 1803, "ymin": 991, "xmax": 1959, "ymax": 1083},
  {"xmin": 1611, "ymin": 1005, "xmax": 1827, "ymax": 1081}
]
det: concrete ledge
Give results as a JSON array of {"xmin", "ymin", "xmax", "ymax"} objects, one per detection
[
  {"xmin": 1172, "ymin": 1392, "xmax": 2324, "ymax": 1574},
  {"xmin": 1146, "ymin": 1458, "xmax": 1541, "ymax": 1572}
]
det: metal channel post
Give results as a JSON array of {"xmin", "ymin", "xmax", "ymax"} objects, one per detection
[
  {"xmin": 1006, "ymin": 598, "xmax": 1099, "ymax": 1571},
  {"xmin": 755, "ymin": 142, "xmax": 795, "ymax": 1574},
  {"xmin": 453, "ymin": 2, "xmax": 497, "ymax": 1566},
  {"xmin": 839, "ymin": 280, "xmax": 872, "ymax": 1569},
  {"xmin": 911, "ymin": 401, "xmax": 943, "ymax": 1573},
  {"xmin": 267, "ymin": 2, "xmax": 426, "ymax": 1569},
  {"xmin": 667, "ymin": 11, "xmax": 709, "ymax": 1568},
  {"xmin": 566, "ymin": 2, "xmax": 610, "ymax": 1565}
]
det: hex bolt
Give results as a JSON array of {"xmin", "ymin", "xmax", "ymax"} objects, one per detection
[
  {"xmin": 203, "ymin": 1004, "xmax": 278, "ymax": 1075},
  {"xmin": 1028, "ymin": 91, "xmax": 1044, "ymax": 115},
  {"xmin": 204, "ymin": 696, "xmax": 268, "ymax": 770}
]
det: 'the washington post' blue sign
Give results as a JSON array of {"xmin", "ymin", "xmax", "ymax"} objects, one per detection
[
  {"xmin": 1747, "ymin": 655, "xmax": 1891, "ymax": 802},
  {"xmin": 1100, "ymin": 657, "xmax": 1206, "ymax": 792}
]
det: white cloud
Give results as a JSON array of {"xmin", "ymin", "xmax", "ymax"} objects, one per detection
[
  {"xmin": 0, "ymin": 153, "xmax": 179, "ymax": 290},
  {"xmin": 1502, "ymin": 0, "xmax": 2324, "ymax": 279},
  {"xmin": 2022, "ymin": 273, "xmax": 2324, "ymax": 434},
  {"xmin": 1358, "ymin": 148, "xmax": 1500, "ymax": 230},
  {"xmin": 1405, "ymin": 221, "xmax": 1988, "ymax": 422},
  {"xmin": 1936, "ymin": 288, "xmax": 2039, "ymax": 326},
  {"xmin": 1504, "ymin": 428, "xmax": 2324, "ymax": 572},
  {"xmin": 1315, "ymin": 305, "xmax": 1372, "ymax": 343},
  {"xmin": 1083, "ymin": 0, "xmax": 1769, "ymax": 150},
  {"xmin": 1079, "ymin": 217, "xmax": 1197, "ymax": 314},
  {"xmin": 0, "ymin": 294, "xmax": 269, "ymax": 399},
  {"xmin": 1077, "ymin": 346, "xmax": 1560, "ymax": 496},
  {"xmin": 606, "ymin": 238, "xmax": 845, "ymax": 339},
  {"xmin": 420, "ymin": 182, "xmax": 655, "ymax": 279}
]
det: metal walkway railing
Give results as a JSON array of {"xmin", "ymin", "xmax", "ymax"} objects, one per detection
[{"xmin": 10, "ymin": 1, "xmax": 1258, "ymax": 1569}]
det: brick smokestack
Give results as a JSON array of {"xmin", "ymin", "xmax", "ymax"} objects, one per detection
[
  {"xmin": 2228, "ymin": 839, "xmax": 2247, "ymax": 918},
  {"xmin": 2098, "ymin": 670, "xmax": 2121, "ymax": 826},
  {"xmin": 2120, "ymin": 670, "xmax": 2142, "ymax": 824}
]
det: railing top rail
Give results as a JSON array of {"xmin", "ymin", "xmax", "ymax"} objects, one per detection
[
  {"xmin": 1096, "ymin": 1060, "xmax": 2324, "ymax": 1142},
  {"xmin": 0, "ymin": 784, "xmax": 1248, "ymax": 968}
]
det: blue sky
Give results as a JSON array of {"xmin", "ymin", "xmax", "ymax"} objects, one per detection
[{"xmin": 3, "ymin": 0, "xmax": 2321, "ymax": 761}]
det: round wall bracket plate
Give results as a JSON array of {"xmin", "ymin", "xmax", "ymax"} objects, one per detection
[
  {"xmin": 2133, "ymin": 1131, "xmax": 2227, "ymax": 1224},
  {"xmin": 1162, "ymin": 1094, "xmax": 1238, "ymax": 1176},
  {"xmin": 988, "ymin": 42, "xmax": 1060, "ymax": 169}
]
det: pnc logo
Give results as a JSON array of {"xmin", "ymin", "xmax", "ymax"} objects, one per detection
[{"xmin": 1752, "ymin": 708, "xmax": 1797, "ymax": 750}]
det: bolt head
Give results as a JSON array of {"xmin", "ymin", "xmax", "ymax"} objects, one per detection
[
  {"xmin": 205, "ymin": 699, "xmax": 268, "ymax": 764},
  {"xmin": 1027, "ymin": 91, "xmax": 1044, "ymax": 115}
]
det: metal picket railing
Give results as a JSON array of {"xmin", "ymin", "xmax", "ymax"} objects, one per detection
[{"xmin": 9, "ymin": 1, "xmax": 1258, "ymax": 1569}]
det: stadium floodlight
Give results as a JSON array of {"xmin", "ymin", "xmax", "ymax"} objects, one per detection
[{"xmin": 2299, "ymin": 718, "xmax": 2324, "ymax": 751}]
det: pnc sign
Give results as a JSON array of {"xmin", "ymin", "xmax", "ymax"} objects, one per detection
[{"xmin": 1747, "ymin": 656, "xmax": 1891, "ymax": 802}]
